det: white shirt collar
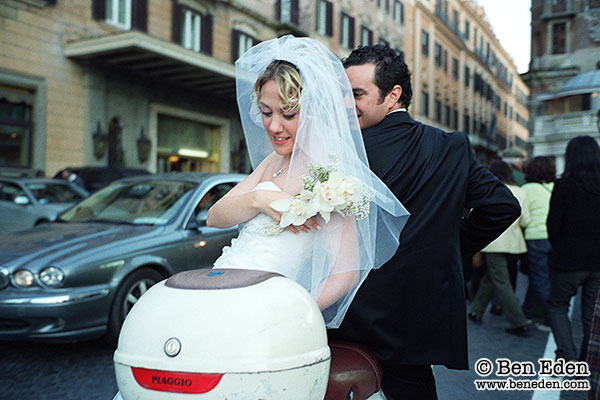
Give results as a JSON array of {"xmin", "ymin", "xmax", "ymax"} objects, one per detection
[{"xmin": 386, "ymin": 108, "xmax": 407, "ymax": 116}]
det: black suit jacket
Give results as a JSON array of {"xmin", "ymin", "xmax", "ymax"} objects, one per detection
[
  {"xmin": 547, "ymin": 177, "xmax": 600, "ymax": 272},
  {"xmin": 329, "ymin": 112, "xmax": 520, "ymax": 369}
]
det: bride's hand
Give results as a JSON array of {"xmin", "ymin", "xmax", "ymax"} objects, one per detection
[{"xmin": 254, "ymin": 190, "xmax": 321, "ymax": 234}]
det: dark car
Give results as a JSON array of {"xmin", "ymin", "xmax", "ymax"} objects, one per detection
[
  {"xmin": 0, "ymin": 177, "xmax": 89, "ymax": 233},
  {"xmin": 53, "ymin": 167, "xmax": 152, "ymax": 193},
  {"xmin": 0, "ymin": 172, "xmax": 245, "ymax": 344}
]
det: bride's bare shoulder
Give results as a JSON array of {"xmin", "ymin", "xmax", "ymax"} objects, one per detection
[{"xmin": 255, "ymin": 152, "xmax": 280, "ymax": 174}]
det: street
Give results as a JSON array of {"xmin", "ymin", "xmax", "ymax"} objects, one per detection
[{"xmin": 0, "ymin": 273, "xmax": 591, "ymax": 400}]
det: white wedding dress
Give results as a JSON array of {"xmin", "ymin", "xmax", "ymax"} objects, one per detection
[{"xmin": 213, "ymin": 181, "xmax": 314, "ymax": 281}]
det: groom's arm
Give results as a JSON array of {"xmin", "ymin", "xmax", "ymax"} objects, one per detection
[{"xmin": 460, "ymin": 137, "xmax": 520, "ymax": 258}]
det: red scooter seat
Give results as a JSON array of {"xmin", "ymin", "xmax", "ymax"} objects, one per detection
[{"xmin": 325, "ymin": 340, "xmax": 383, "ymax": 400}]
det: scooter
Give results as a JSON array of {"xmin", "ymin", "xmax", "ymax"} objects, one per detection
[{"xmin": 112, "ymin": 268, "xmax": 386, "ymax": 400}]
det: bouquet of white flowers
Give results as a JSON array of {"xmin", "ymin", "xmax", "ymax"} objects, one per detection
[{"xmin": 265, "ymin": 155, "xmax": 373, "ymax": 234}]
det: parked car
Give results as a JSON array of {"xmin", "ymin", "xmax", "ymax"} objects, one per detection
[
  {"xmin": 0, "ymin": 172, "xmax": 245, "ymax": 344},
  {"xmin": 0, "ymin": 177, "xmax": 89, "ymax": 233},
  {"xmin": 53, "ymin": 166, "xmax": 151, "ymax": 193}
]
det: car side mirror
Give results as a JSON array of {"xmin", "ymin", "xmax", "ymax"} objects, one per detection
[
  {"xmin": 195, "ymin": 210, "xmax": 209, "ymax": 228},
  {"xmin": 14, "ymin": 195, "xmax": 30, "ymax": 205}
]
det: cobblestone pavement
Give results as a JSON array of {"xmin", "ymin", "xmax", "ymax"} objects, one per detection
[
  {"xmin": 0, "ymin": 339, "xmax": 117, "ymax": 400},
  {"xmin": 0, "ymin": 273, "xmax": 591, "ymax": 400}
]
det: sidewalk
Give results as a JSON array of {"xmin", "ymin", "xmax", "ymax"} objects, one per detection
[{"xmin": 434, "ymin": 272, "xmax": 588, "ymax": 400}]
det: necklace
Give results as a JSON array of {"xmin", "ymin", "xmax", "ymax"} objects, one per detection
[{"xmin": 272, "ymin": 167, "xmax": 287, "ymax": 178}]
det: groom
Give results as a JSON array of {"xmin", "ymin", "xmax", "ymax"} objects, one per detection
[{"xmin": 328, "ymin": 45, "xmax": 521, "ymax": 398}]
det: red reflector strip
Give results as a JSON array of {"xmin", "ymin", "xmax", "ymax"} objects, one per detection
[{"xmin": 131, "ymin": 367, "xmax": 223, "ymax": 394}]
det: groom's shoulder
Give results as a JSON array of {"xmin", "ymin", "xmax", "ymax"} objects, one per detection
[
  {"xmin": 411, "ymin": 118, "xmax": 469, "ymax": 144},
  {"xmin": 375, "ymin": 113, "xmax": 469, "ymax": 146}
]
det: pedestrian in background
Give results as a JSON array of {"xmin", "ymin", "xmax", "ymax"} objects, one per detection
[
  {"xmin": 61, "ymin": 168, "xmax": 85, "ymax": 189},
  {"xmin": 521, "ymin": 156, "xmax": 555, "ymax": 331},
  {"xmin": 547, "ymin": 136, "xmax": 600, "ymax": 362},
  {"xmin": 502, "ymin": 148, "xmax": 527, "ymax": 186},
  {"xmin": 468, "ymin": 160, "xmax": 531, "ymax": 336}
]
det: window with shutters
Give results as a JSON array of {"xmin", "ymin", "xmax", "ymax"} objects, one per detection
[
  {"xmin": 278, "ymin": 0, "xmax": 299, "ymax": 24},
  {"xmin": 393, "ymin": 1, "xmax": 404, "ymax": 24},
  {"xmin": 316, "ymin": 0, "xmax": 333, "ymax": 36},
  {"xmin": 443, "ymin": 49, "xmax": 448, "ymax": 73},
  {"xmin": 434, "ymin": 99, "xmax": 441, "ymax": 122},
  {"xmin": 444, "ymin": 104, "xmax": 450, "ymax": 126},
  {"xmin": 421, "ymin": 90, "xmax": 429, "ymax": 117},
  {"xmin": 173, "ymin": 5, "xmax": 213, "ymax": 55},
  {"xmin": 106, "ymin": 0, "xmax": 132, "ymax": 29},
  {"xmin": 231, "ymin": 30, "xmax": 259, "ymax": 62},
  {"xmin": 360, "ymin": 26, "xmax": 373, "ymax": 46},
  {"xmin": 340, "ymin": 13, "xmax": 355, "ymax": 49},
  {"xmin": 434, "ymin": 42, "xmax": 442, "ymax": 67},
  {"xmin": 421, "ymin": 29, "xmax": 429, "ymax": 56},
  {"xmin": 93, "ymin": 0, "xmax": 146, "ymax": 31},
  {"xmin": 452, "ymin": 57, "xmax": 459, "ymax": 80},
  {"xmin": 280, "ymin": 0, "xmax": 292, "ymax": 22},
  {"xmin": 183, "ymin": 10, "xmax": 202, "ymax": 52},
  {"xmin": 238, "ymin": 33, "xmax": 254, "ymax": 58},
  {"xmin": 453, "ymin": 108, "xmax": 458, "ymax": 130}
]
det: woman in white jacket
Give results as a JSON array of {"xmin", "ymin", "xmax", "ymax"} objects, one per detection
[{"xmin": 468, "ymin": 160, "xmax": 532, "ymax": 336}]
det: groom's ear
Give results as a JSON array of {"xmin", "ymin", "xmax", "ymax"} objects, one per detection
[{"xmin": 385, "ymin": 85, "xmax": 403, "ymax": 110}]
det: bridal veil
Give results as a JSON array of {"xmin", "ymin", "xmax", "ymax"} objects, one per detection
[{"xmin": 235, "ymin": 35, "xmax": 409, "ymax": 328}]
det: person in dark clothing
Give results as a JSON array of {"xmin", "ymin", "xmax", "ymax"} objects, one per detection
[
  {"xmin": 61, "ymin": 168, "xmax": 85, "ymax": 189},
  {"xmin": 327, "ymin": 44, "xmax": 521, "ymax": 399},
  {"xmin": 547, "ymin": 135, "xmax": 600, "ymax": 362}
]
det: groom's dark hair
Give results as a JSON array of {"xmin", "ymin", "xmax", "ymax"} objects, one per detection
[{"xmin": 342, "ymin": 45, "xmax": 413, "ymax": 109}]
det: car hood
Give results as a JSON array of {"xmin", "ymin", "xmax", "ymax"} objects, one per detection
[
  {"xmin": 37, "ymin": 203, "xmax": 74, "ymax": 218},
  {"xmin": 0, "ymin": 222, "xmax": 164, "ymax": 270},
  {"xmin": 41, "ymin": 203, "xmax": 74, "ymax": 212}
]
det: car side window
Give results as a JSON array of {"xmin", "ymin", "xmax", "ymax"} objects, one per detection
[
  {"xmin": 190, "ymin": 183, "xmax": 235, "ymax": 228},
  {"xmin": 26, "ymin": 183, "xmax": 86, "ymax": 204},
  {"xmin": 196, "ymin": 183, "xmax": 235, "ymax": 213},
  {"xmin": 0, "ymin": 182, "xmax": 26, "ymax": 202}
]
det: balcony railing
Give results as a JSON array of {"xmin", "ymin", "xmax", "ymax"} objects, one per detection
[{"xmin": 534, "ymin": 111, "xmax": 597, "ymax": 137}]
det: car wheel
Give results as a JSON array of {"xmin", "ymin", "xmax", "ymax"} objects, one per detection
[
  {"xmin": 106, "ymin": 268, "xmax": 163, "ymax": 346},
  {"xmin": 34, "ymin": 219, "xmax": 50, "ymax": 226}
]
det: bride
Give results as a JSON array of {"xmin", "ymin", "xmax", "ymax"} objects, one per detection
[{"xmin": 207, "ymin": 36, "xmax": 409, "ymax": 328}]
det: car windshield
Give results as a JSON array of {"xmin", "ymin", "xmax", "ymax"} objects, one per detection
[
  {"xmin": 26, "ymin": 182, "xmax": 87, "ymax": 204},
  {"xmin": 60, "ymin": 180, "xmax": 196, "ymax": 225}
]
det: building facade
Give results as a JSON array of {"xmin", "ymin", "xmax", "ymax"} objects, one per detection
[
  {"xmin": 0, "ymin": 0, "xmax": 406, "ymax": 177},
  {"xmin": 404, "ymin": 0, "xmax": 530, "ymax": 163},
  {"xmin": 0, "ymin": 0, "xmax": 526, "ymax": 178},
  {"xmin": 523, "ymin": 0, "xmax": 600, "ymax": 174}
]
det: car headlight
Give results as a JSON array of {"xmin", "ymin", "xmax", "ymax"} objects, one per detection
[
  {"xmin": 39, "ymin": 266, "xmax": 65, "ymax": 287},
  {"xmin": 13, "ymin": 269, "xmax": 34, "ymax": 287}
]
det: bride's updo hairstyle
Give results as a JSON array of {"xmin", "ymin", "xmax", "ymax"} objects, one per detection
[{"xmin": 253, "ymin": 60, "xmax": 302, "ymax": 113}]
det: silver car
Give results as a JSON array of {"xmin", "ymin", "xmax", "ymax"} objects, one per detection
[
  {"xmin": 0, "ymin": 177, "xmax": 89, "ymax": 233},
  {"xmin": 0, "ymin": 172, "xmax": 245, "ymax": 344}
]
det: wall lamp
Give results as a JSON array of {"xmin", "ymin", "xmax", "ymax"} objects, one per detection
[
  {"xmin": 92, "ymin": 120, "xmax": 107, "ymax": 160},
  {"xmin": 136, "ymin": 127, "xmax": 152, "ymax": 164}
]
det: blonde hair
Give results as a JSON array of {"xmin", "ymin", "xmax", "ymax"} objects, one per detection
[{"xmin": 253, "ymin": 60, "xmax": 302, "ymax": 112}]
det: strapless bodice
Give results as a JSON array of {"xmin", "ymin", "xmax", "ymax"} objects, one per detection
[{"xmin": 212, "ymin": 181, "xmax": 314, "ymax": 280}]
